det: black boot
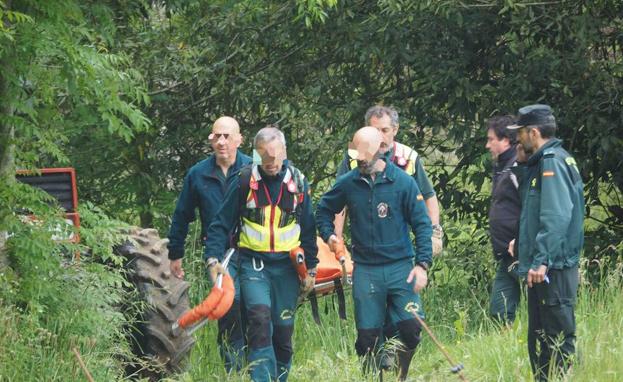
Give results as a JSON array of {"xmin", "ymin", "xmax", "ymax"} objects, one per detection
[{"xmin": 396, "ymin": 348, "xmax": 415, "ymax": 381}]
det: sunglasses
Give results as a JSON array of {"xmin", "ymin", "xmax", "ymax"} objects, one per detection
[{"xmin": 209, "ymin": 133, "xmax": 233, "ymax": 140}]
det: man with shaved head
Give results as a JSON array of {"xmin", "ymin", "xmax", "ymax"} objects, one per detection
[
  {"xmin": 316, "ymin": 127, "xmax": 433, "ymax": 380},
  {"xmin": 335, "ymin": 106, "xmax": 442, "ymax": 256},
  {"xmin": 204, "ymin": 126, "xmax": 318, "ymax": 382},
  {"xmin": 167, "ymin": 116, "xmax": 251, "ymax": 372}
]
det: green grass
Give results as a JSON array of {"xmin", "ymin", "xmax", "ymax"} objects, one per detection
[
  {"xmin": 171, "ymin": 260, "xmax": 623, "ymax": 382},
  {"xmin": 1, "ymin": 220, "xmax": 620, "ymax": 381}
]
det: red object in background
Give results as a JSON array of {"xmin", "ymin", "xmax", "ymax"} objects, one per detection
[{"xmin": 16, "ymin": 167, "xmax": 81, "ymax": 244}]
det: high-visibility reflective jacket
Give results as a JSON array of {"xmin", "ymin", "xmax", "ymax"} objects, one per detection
[
  {"xmin": 238, "ymin": 165, "xmax": 304, "ymax": 252},
  {"xmin": 204, "ymin": 163, "xmax": 319, "ymax": 269}
]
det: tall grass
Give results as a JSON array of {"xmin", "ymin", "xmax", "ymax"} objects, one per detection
[
  {"xmin": 0, "ymin": 203, "xmax": 133, "ymax": 382},
  {"xmin": 1, "ymin": 216, "xmax": 620, "ymax": 381},
  {"xmin": 175, "ymin": 223, "xmax": 623, "ymax": 382},
  {"xmin": 175, "ymin": 264, "xmax": 623, "ymax": 382}
]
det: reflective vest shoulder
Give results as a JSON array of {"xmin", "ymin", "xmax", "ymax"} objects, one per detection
[
  {"xmin": 348, "ymin": 141, "xmax": 419, "ymax": 176},
  {"xmin": 238, "ymin": 164, "xmax": 305, "ymax": 253}
]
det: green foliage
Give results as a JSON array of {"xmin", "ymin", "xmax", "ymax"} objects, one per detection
[
  {"xmin": 1, "ymin": 0, "xmax": 622, "ymax": 380},
  {"xmin": 0, "ymin": 181, "xmax": 132, "ymax": 380},
  {"xmin": 0, "ymin": 0, "xmax": 150, "ymax": 175}
]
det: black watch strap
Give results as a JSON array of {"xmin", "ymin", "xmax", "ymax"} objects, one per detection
[{"xmin": 415, "ymin": 261, "xmax": 430, "ymax": 271}]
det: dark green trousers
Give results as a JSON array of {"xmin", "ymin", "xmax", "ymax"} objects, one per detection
[
  {"xmin": 489, "ymin": 256, "xmax": 521, "ymax": 323},
  {"xmin": 527, "ymin": 266, "xmax": 578, "ymax": 381},
  {"xmin": 352, "ymin": 259, "xmax": 423, "ymax": 374},
  {"xmin": 240, "ymin": 256, "xmax": 299, "ymax": 382}
]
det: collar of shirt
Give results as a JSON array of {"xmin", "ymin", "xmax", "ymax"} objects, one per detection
[{"xmin": 526, "ymin": 138, "xmax": 561, "ymax": 166}]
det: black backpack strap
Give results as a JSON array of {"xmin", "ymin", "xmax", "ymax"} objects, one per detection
[
  {"xmin": 238, "ymin": 164, "xmax": 253, "ymax": 207},
  {"xmin": 308, "ymin": 291, "xmax": 321, "ymax": 325},
  {"xmin": 288, "ymin": 165, "xmax": 306, "ymax": 223},
  {"xmin": 232, "ymin": 164, "xmax": 253, "ymax": 243},
  {"xmin": 334, "ymin": 278, "xmax": 347, "ymax": 320}
]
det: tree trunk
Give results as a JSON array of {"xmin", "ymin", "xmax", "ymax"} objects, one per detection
[
  {"xmin": 0, "ymin": 64, "xmax": 16, "ymax": 270},
  {"xmin": 0, "ymin": 0, "xmax": 15, "ymax": 269}
]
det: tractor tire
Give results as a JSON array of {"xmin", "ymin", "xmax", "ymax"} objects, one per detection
[{"xmin": 116, "ymin": 227, "xmax": 195, "ymax": 380}]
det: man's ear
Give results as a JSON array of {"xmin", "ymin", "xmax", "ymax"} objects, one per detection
[
  {"xmin": 234, "ymin": 133, "xmax": 243, "ymax": 147},
  {"xmin": 529, "ymin": 127, "xmax": 541, "ymax": 141}
]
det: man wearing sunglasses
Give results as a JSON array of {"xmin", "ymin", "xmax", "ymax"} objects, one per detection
[{"xmin": 167, "ymin": 116, "xmax": 251, "ymax": 372}]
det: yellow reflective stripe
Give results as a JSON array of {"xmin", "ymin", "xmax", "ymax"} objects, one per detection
[
  {"xmin": 238, "ymin": 207, "xmax": 301, "ymax": 252},
  {"xmin": 238, "ymin": 218, "xmax": 269, "ymax": 250},
  {"xmin": 273, "ymin": 204, "xmax": 282, "ymax": 226},
  {"xmin": 276, "ymin": 224, "xmax": 301, "ymax": 252},
  {"xmin": 349, "ymin": 159, "xmax": 357, "ymax": 170},
  {"xmin": 405, "ymin": 160, "xmax": 415, "ymax": 175}
]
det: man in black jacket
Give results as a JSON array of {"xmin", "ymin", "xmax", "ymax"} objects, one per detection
[{"xmin": 485, "ymin": 115, "xmax": 522, "ymax": 323}]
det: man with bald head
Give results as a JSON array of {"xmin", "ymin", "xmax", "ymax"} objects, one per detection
[
  {"xmin": 316, "ymin": 127, "xmax": 433, "ymax": 380},
  {"xmin": 335, "ymin": 106, "xmax": 442, "ymax": 255},
  {"xmin": 167, "ymin": 116, "xmax": 251, "ymax": 371}
]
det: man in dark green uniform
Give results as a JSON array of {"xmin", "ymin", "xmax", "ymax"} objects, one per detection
[
  {"xmin": 485, "ymin": 115, "xmax": 522, "ymax": 323},
  {"xmin": 204, "ymin": 126, "xmax": 318, "ymax": 382},
  {"xmin": 334, "ymin": 106, "xmax": 441, "ymax": 372},
  {"xmin": 334, "ymin": 105, "xmax": 442, "ymax": 255},
  {"xmin": 167, "ymin": 116, "xmax": 251, "ymax": 371},
  {"xmin": 507, "ymin": 104, "xmax": 584, "ymax": 381},
  {"xmin": 316, "ymin": 126, "xmax": 433, "ymax": 381}
]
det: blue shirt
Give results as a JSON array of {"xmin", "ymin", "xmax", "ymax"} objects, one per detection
[
  {"xmin": 167, "ymin": 150, "xmax": 252, "ymax": 260},
  {"xmin": 316, "ymin": 161, "xmax": 433, "ymax": 265}
]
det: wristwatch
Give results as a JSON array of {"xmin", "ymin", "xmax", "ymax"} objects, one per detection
[
  {"xmin": 205, "ymin": 257, "xmax": 218, "ymax": 268},
  {"xmin": 415, "ymin": 261, "xmax": 430, "ymax": 271}
]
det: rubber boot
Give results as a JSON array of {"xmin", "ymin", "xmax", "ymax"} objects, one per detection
[
  {"xmin": 379, "ymin": 348, "xmax": 394, "ymax": 371},
  {"xmin": 396, "ymin": 348, "xmax": 415, "ymax": 381}
]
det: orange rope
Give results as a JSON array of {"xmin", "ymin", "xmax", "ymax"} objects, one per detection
[
  {"xmin": 208, "ymin": 273, "xmax": 235, "ymax": 320},
  {"xmin": 178, "ymin": 279, "xmax": 225, "ymax": 328}
]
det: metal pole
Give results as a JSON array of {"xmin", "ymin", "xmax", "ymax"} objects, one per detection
[{"xmin": 411, "ymin": 312, "xmax": 468, "ymax": 381}]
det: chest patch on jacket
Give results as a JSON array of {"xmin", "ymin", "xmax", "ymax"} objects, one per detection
[{"xmin": 377, "ymin": 202, "xmax": 389, "ymax": 218}]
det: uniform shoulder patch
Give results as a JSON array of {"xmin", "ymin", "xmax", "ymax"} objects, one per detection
[{"xmin": 543, "ymin": 148, "xmax": 556, "ymax": 158}]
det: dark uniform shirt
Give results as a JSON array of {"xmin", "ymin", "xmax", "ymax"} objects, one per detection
[
  {"xmin": 316, "ymin": 161, "xmax": 433, "ymax": 266},
  {"xmin": 167, "ymin": 151, "xmax": 252, "ymax": 260},
  {"xmin": 489, "ymin": 146, "xmax": 521, "ymax": 260},
  {"xmin": 203, "ymin": 163, "xmax": 319, "ymax": 269},
  {"xmin": 516, "ymin": 139, "xmax": 584, "ymax": 276}
]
